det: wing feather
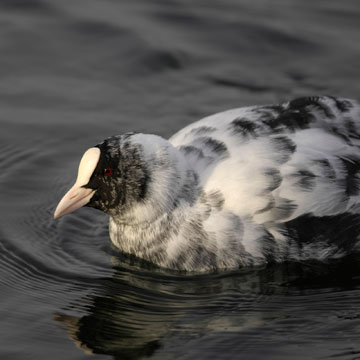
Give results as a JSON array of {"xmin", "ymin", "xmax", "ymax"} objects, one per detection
[{"xmin": 170, "ymin": 96, "xmax": 360, "ymax": 226}]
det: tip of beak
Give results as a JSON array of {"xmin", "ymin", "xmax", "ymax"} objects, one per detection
[
  {"xmin": 53, "ymin": 186, "xmax": 95, "ymax": 221},
  {"xmin": 53, "ymin": 205, "xmax": 65, "ymax": 220}
]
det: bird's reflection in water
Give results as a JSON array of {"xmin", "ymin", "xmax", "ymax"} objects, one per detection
[{"xmin": 54, "ymin": 254, "xmax": 360, "ymax": 360}]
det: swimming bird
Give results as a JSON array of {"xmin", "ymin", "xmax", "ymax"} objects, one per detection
[{"xmin": 54, "ymin": 96, "xmax": 360, "ymax": 272}]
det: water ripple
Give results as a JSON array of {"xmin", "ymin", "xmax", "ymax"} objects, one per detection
[{"xmin": 1, "ymin": 0, "xmax": 360, "ymax": 358}]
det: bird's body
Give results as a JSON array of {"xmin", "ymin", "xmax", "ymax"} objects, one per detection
[{"xmin": 55, "ymin": 96, "xmax": 360, "ymax": 272}]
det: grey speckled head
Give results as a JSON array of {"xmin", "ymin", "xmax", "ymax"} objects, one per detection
[{"xmin": 85, "ymin": 134, "xmax": 149, "ymax": 216}]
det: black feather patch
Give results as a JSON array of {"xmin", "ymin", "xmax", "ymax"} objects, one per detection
[
  {"xmin": 329, "ymin": 96, "xmax": 354, "ymax": 113},
  {"xmin": 256, "ymin": 196, "xmax": 297, "ymax": 220},
  {"xmin": 272, "ymin": 198, "xmax": 298, "ymax": 220},
  {"xmin": 288, "ymin": 96, "xmax": 321, "ymax": 108},
  {"xmin": 248, "ymin": 97, "xmax": 356, "ymax": 136},
  {"xmin": 270, "ymin": 136, "xmax": 297, "ymax": 163},
  {"xmin": 263, "ymin": 168, "xmax": 282, "ymax": 192},
  {"xmin": 286, "ymin": 213, "xmax": 360, "ymax": 252},
  {"xmin": 257, "ymin": 97, "xmax": 337, "ymax": 132},
  {"xmin": 289, "ymin": 96, "xmax": 335, "ymax": 119},
  {"xmin": 255, "ymin": 198, "xmax": 275, "ymax": 214},
  {"xmin": 253, "ymin": 108, "xmax": 282, "ymax": 131},
  {"xmin": 291, "ymin": 170, "xmax": 317, "ymax": 192},
  {"xmin": 275, "ymin": 109, "xmax": 314, "ymax": 130},
  {"xmin": 314, "ymin": 159, "xmax": 336, "ymax": 181},
  {"xmin": 195, "ymin": 136, "xmax": 229, "ymax": 157},
  {"xmin": 345, "ymin": 117, "xmax": 360, "ymax": 139},
  {"xmin": 179, "ymin": 145, "xmax": 205, "ymax": 159},
  {"xmin": 230, "ymin": 118, "xmax": 258, "ymax": 137},
  {"xmin": 257, "ymin": 104, "xmax": 314, "ymax": 132},
  {"xmin": 339, "ymin": 157, "xmax": 360, "ymax": 196}
]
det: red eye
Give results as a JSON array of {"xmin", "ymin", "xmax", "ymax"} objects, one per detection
[{"xmin": 104, "ymin": 168, "xmax": 113, "ymax": 176}]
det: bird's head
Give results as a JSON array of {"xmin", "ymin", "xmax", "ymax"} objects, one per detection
[{"xmin": 54, "ymin": 133, "xmax": 188, "ymax": 223}]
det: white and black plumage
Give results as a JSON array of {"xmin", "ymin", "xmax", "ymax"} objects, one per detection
[{"xmin": 54, "ymin": 96, "xmax": 360, "ymax": 272}]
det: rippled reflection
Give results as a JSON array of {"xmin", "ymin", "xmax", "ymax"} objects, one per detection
[{"xmin": 55, "ymin": 256, "xmax": 360, "ymax": 359}]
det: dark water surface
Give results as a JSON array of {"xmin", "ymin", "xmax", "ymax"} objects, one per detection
[{"xmin": 1, "ymin": 0, "xmax": 360, "ymax": 359}]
